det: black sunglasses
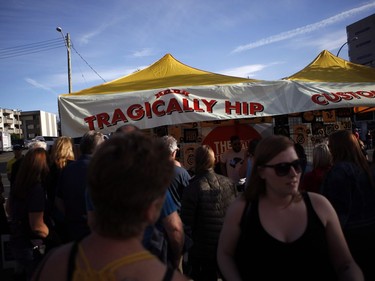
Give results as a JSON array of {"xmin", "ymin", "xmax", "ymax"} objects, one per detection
[{"xmin": 262, "ymin": 159, "xmax": 302, "ymax": 177}]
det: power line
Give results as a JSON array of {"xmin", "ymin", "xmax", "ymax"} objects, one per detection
[
  {"xmin": 0, "ymin": 38, "xmax": 61, "ymax": 52},
  {"xmin": 0, "ymin": 44, "xmax": 65, "ymax": 59},
  {"xmin": 71, "ymin": 42, "xmax": 106, "ymax": 83},
  {"xmin": 0, "ymin": 35, "xmax": 107, "ymax": 84},
  {"xmin": 0, "ymin": 38, "xmax": 65, "ymax": 59}
]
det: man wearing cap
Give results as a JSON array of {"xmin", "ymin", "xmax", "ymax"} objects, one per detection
[{"xmin": 6, "ymin": 144, "xmax": 23, "ymax": 181}]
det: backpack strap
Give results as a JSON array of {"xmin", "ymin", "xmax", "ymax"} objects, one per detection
[
  {"xmin": 31, "ymin": 247, "xmax": 57, "ymax": 281},
  {"xmin": 162, "ymin": 266, "xmax": 174, "ymax": 281},
  {"xmin": 67, "ymin": 240, "xmax": 80, "ymax": 281}
]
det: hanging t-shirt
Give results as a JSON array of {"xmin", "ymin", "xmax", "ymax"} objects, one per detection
[{"xmin": 221, "ymin": 149, "xmax": 245, "ymax": 184}]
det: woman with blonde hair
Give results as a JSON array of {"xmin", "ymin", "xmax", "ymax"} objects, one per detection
[
  {"xmin": 45, "ymin": 136, "xmax": 75, "ymax": 243},
  {"xmin": 50, "ymin": 136, "xmax": 75, "ymax": 170}
]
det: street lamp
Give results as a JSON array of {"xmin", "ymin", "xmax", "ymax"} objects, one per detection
[
  {"xmin": 336, "ymin": 36, "xmax": 358, "ymax": 57},
  {"xmin": 56, "ymin": 27, "xmax": 72, "ymax": 93}
]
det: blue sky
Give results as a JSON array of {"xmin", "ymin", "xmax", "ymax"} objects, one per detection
[{"xmin": 1, "ymin": 0, "xmax": 374, "ymax": 116}]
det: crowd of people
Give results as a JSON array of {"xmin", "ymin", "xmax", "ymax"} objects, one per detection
[{"xmin": 1, "ymin": 127, "xmax": 374, "ymax": 281}]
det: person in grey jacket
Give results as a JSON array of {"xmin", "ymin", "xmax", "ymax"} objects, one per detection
[{"xmin": 181, "ymin": 145, "xmax": 237, "ymax": 281}]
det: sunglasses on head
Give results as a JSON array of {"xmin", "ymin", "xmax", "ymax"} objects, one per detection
[{"xmin": 262, "ymin": 159, "xmax": 302, "ymax": 177}]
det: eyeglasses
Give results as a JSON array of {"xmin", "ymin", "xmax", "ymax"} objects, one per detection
[{"xmin": 262, "ymin": 159, "xmax": 302, "ymax": 177}]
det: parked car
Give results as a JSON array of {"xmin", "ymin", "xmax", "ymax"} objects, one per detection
[{"xmin": 11, "ymin": 139, "xmax": 26, "ymax": 150}]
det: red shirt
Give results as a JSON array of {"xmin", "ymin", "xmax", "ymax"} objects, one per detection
[{"xmin": 300, "ymin": 166, "xmax": 331, "ymax": 193}]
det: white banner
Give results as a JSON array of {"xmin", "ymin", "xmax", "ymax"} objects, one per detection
[{"xmin": 59, "ymin": 80, "xmax": 375, "ymax": 138}]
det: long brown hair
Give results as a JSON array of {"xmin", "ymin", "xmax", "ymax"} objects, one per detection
[
  {"xmin": 244, "ymin": 135, "xmax": 301, "ymax": 202},
  {"xmin": 13, "ymin": 148, "xmax": 49, "ymax": 199},
  {"xmin": 194, "ymin": 145, "xmax": 215, "ymax": 174},
  {"xmin": 328, "ymin": 130, "xmax": 373, "ymax": 186}
]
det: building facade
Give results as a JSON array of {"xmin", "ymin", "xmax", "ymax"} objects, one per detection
[
  {"xmin": 345, "ymin": 14, "xmax": 375, "ymax": 140},
  {"xmin": 347, "ymin": 13, "xmax": 375, "ymax": 67},
  {"xmin": 20, "ymin": 110, "xmax": 58, "ymax": 139},
  {"xmin": 0, "ymin": 108, "xmax": 23, "ymax": 137}
]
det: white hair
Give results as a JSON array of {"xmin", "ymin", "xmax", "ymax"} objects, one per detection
[
  {"xmin": 29, "ymin": 140, "xmax": 47, "ymax": 150},
  {"xmin": 161, "ymin": 135, "xmax": 178, "ymax": 154}
]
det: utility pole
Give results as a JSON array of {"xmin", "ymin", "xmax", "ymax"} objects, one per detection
[
  {"xmin": 66, "ymin": 33, "xmax": 72, "ymax": 93},
  {"xmin": 56, "ymin": 27, "xmax": 72, "ymax": 93}
]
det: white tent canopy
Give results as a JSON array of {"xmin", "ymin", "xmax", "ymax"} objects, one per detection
[{"xmin": 58, "ymin": 52, "xmax": 375, "ymax": 138}]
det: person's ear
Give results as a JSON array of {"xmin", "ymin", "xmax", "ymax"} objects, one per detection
[{"xmin": 172, "ymin": 150, "xmax": 177, "ymax": 159}]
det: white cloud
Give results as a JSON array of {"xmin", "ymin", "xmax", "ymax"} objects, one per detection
[
  {"xmin": 219, "ymin": 64, "xmax": 268, "ymax": 78},
  {"xmin": 25, "ymin": 78, "xmax": 58, "ymax": 95},
  {"xmin": 79, "ymin": 17, "xmax": 121, "ymax": 45},
  {"xmin": 130, "ymin": 48, "xmax": 154, "ymax": 58},
  {"xmin": 293, "ymin": 30, "xmax": 348, "ymax": 51},
  {"xmin": 98, "ymin": 66, "xmax": 148, "ymax": 81},
  {"xmin": 232, "ymin": 2, "xmax": 375, "ymax": 53}
]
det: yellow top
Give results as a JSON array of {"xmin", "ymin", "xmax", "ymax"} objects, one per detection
[
  {"xmin": 72, "ymin": 246, "xmax": 156, "ymax": 281},
  {"xmin": 6, "ymin": 157, "xmax": 17, "ymax": 176}
]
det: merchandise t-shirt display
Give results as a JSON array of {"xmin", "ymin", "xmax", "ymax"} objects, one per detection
[{"xmin": 221, "ymin": 149, "xmax": 245, "ymax": 184}]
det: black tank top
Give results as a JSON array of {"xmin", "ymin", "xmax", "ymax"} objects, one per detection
[{"xmin": 235, "ymin": 192, "xmax": 337, "ymax": 280}]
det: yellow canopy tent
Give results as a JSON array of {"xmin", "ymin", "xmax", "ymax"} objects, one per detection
[
  {"xmin": 67, "ymin": 53, "xmax": 257, "ymax": 95},
  {"xmin": 285, "ymin": 50, "xmax": 375, "ymax": 114},
  {"xmin": 285, "ymin": 50, "xmax": 375, "ymax": 82},
  {"xmin": 58, "ymin": 54, "xmax": 270, "ymax": 137},
  {"xmin": 59, "ymin": 52, "xmax": 375, "ymax": 138}
]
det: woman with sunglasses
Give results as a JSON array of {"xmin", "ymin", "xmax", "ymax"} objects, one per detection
[{"xmin": 217, "ymin": 135, "xmax": 363, "ymax": 281}]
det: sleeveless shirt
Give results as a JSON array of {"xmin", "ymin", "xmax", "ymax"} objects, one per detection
[
  {"xmin": 70, "ymin": 242, "xmax": 174, "ymax": 281},
  {"xmin": 235, "ymin": 192, "xmax": 337, "ymax": 280}
]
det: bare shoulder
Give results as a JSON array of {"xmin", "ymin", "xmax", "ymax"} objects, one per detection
[
  {"xmin": 307, "ymin": 192, "xmax": 336, "ymax": 225},
  {"xmin": 308, "ymin": 192, "xmax": 331, "ymax": 208},
  {"xmin": 35, "ymin": 243, "xmax": 73, "ymax": 281},
  {"xmin": 225, "ymin": 196, "xmax": 247, "ymax": 220}
]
